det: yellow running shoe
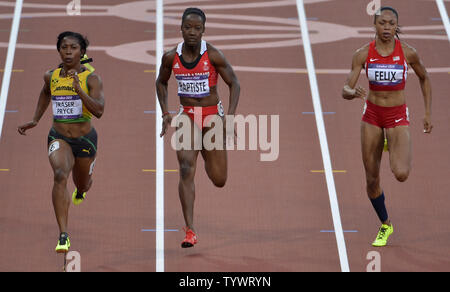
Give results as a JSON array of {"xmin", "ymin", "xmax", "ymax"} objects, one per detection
[
  {"xmin": 72, "ymin": 189, "xmax": 86, "ymax": 206},
  {"xmin": 383, "ymin": 138, "xmax": 389, "ymax": 152},
  {"xmin": 55, "ymin": 233, "xmax": 71, "ymax": 253},
  {"xmin": 372, "ymin": 224, "xmax": 393, "ymax": 247}
]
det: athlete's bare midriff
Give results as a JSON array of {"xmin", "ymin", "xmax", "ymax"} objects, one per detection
[
  {"xmin": 53, "ymin": 121, "xmax": 92, "ymax": 138},
  {"xmin": 179, "ymin": 86, "xmax": 220, "ymax": 108},
  {"xmin": 367, "ymin": 89, "xmax": 406, "ymax": 107}
]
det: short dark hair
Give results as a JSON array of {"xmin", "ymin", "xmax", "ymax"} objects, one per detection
[
  {"xmin": 182, "ymin": 7, "xmax": 206, "ymax": 25},
  {"xmin": 374, "ymin": 6, "xmax": 399, "ymax": 24},
  {"xmin": 57, "ymin": 31, "xmax": 89, "ymax": 55}
]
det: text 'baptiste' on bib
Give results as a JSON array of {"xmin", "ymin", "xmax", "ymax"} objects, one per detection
[
  {"xmin": 172, "ymin": 40, "xmax": 218, "ymax": 99},
  {"xmin": 176, "ymin": 73, "xmax": 210, "ymax": 98}
]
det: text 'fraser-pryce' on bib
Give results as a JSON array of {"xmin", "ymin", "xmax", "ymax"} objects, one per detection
[{"xmin": 52, "ymin": 95, "xmax": 83, "ymax": 120}]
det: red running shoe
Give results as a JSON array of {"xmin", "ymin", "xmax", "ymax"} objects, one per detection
[{"xmin": 181, "ymin": 228, "xmax": 198, "ymax": 248}]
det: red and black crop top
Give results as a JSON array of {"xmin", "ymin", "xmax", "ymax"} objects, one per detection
[{"xmin": 172, "ymin": 40, "xmax": 218, "ymax": 98}]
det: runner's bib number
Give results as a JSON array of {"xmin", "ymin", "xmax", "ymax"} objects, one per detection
[
  {"xmin": 367, "ymin": 64, "xmax": 406, "ymax": 86},
  {"xmin": 52, "ymin": 95, "xmax": 83, "ymax": 120},
  {"xmin": 176, "ymin": 74, "xmax": 210, "ymax": 98}
]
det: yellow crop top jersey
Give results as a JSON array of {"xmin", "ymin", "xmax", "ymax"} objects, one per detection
[{"xmin": 50, "ymin": 68, "xmax": 93, "ymax": 123}]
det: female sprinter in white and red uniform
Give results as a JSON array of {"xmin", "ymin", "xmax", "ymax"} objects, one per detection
[
  {"xmin": 342, "ymin": 7, "xmax": 433, "ymax": 247},
  {"xmin": 156, "ymin": 8, "xmax": 240, "ymax": 248}
]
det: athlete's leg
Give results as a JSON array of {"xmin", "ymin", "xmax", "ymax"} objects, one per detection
[
  {"xmin": 386, "ymin": 126, "xmax": 411, "ymax": 182},
  {"xmin": 72, "ymin": 128, "xmax": 97, "ymax": 198},
  {"xmin": 48, "ymin": 139, "xmax": 75, "ymax": 234},
  {"xmin": 361, "ymin": 121, "xmax": 393, "ymax": 227},
  {"xmin": 201, "ymin": 115, "xmax": 227, "ymax": 187},
  {"xmin": 362, "ymin": 122, "xmax": 396, "ymax": 246},
  {"xmin": 72, "ymin": 156, "xmax": 96, "ymax": 194},
  {"xmin": 177, "ymin": 149, "xmax": 200, "ymax": 232},
  {"xmin": 173, "ymin": 112, "xmax": 201, "ymax": 232},
  {"xmin": 361, "ymin": 121, "xmax": 385, "ymax": 199},
  {"xmin": 200, "ymin": 149, "xmax": 227, "ymax": 188}
]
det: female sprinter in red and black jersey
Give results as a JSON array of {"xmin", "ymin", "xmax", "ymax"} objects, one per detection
[
  {"xmin": 156, "ymin": 8, "xmax": 240, "ymax": 248},
  {"xmin": 342, "ymin": 7, "xmax": 433, "ymax": 246}
]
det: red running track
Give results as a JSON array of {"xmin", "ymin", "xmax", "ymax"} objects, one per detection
[{"xmin": 0, "ymin": 0, "xmax": 449, "ymax": 272}]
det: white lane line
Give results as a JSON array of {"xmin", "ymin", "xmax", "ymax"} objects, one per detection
[
  {"xmin": 435, "ymin": 0, "xmax": 450, "ymax": 42},
  {"xmin": 0, "ymin": 0, "xmax": 23, "ymax": 140},
  {"xmin": 155, "ymin": 0, "xmax": 165, "ymax": 273},
  {"xmin": 295, "ymin": 0, "xmax": 350, "ymax": 272},
  {"xmin": 232, "ymin": 66, "xmax": 450, "ymax": 74}
]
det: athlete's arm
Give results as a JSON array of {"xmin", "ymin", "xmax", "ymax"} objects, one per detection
[
  {"xmin": 404, "ymin": 44, "xmax": 433, "ymax": 133},
  {"xmin": 343, "ymin": 46, "xmax": 368, "ymax": 100},
  {"xmin": 156, "ymin": 49, "xmax": 175, "ymax": 137},
  {"xmin": 18, "ymin": 71, "xmax": 52, "ymax": 135},
  {"xmin": 69, "ymin": 70, "xmax": 105, "ymax": 119},
  {"xmin": 208, "ymin": 45, "xmax": 240, "ymax": 115}
]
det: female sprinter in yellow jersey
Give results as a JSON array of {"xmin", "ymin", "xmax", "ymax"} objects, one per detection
[
  {"xmin": 18, "ymin": 31, "xmax": 105, "ymax": 253},
  {"xmin": 342, "ymin": 7, "xmax": 432, "ymax": 247}
]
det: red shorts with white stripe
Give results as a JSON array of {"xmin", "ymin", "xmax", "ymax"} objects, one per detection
[
  {"xmin": 362, "ymin": 100, "xmax": 410, "ymax": 129},
  {"xmin": 178, "ymin": 101, "xmax": 225, "ymax": 129}
]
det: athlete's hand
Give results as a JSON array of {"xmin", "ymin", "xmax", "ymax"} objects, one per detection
[
  {"xmin": 354, "ymin": 86, "xmax": 367, "ymax": 100},
  {"xmin": 17, "ymin": 120, "xmax": 37, "ymax": 135},
  {"xmin": 423, "ymin": 114, "xmax": 433, "ymax": 134},
  {"xmin": 68, "ymin": 69, "xmax": 82, "ymax": 93},
  {"xmin": 224, "ymin": 115, "xmax": 237, "ymax": 149},
  {"xmin": 343, "ymin": 85, "xmax": 366, "ymax": 100},
  {"xmin": 226, "ymin": 128, "xmax": 237, "ymax": 149},
  {"xmin": 160, "ymin": 114, "xmax": 172, "ymax": 137}
]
